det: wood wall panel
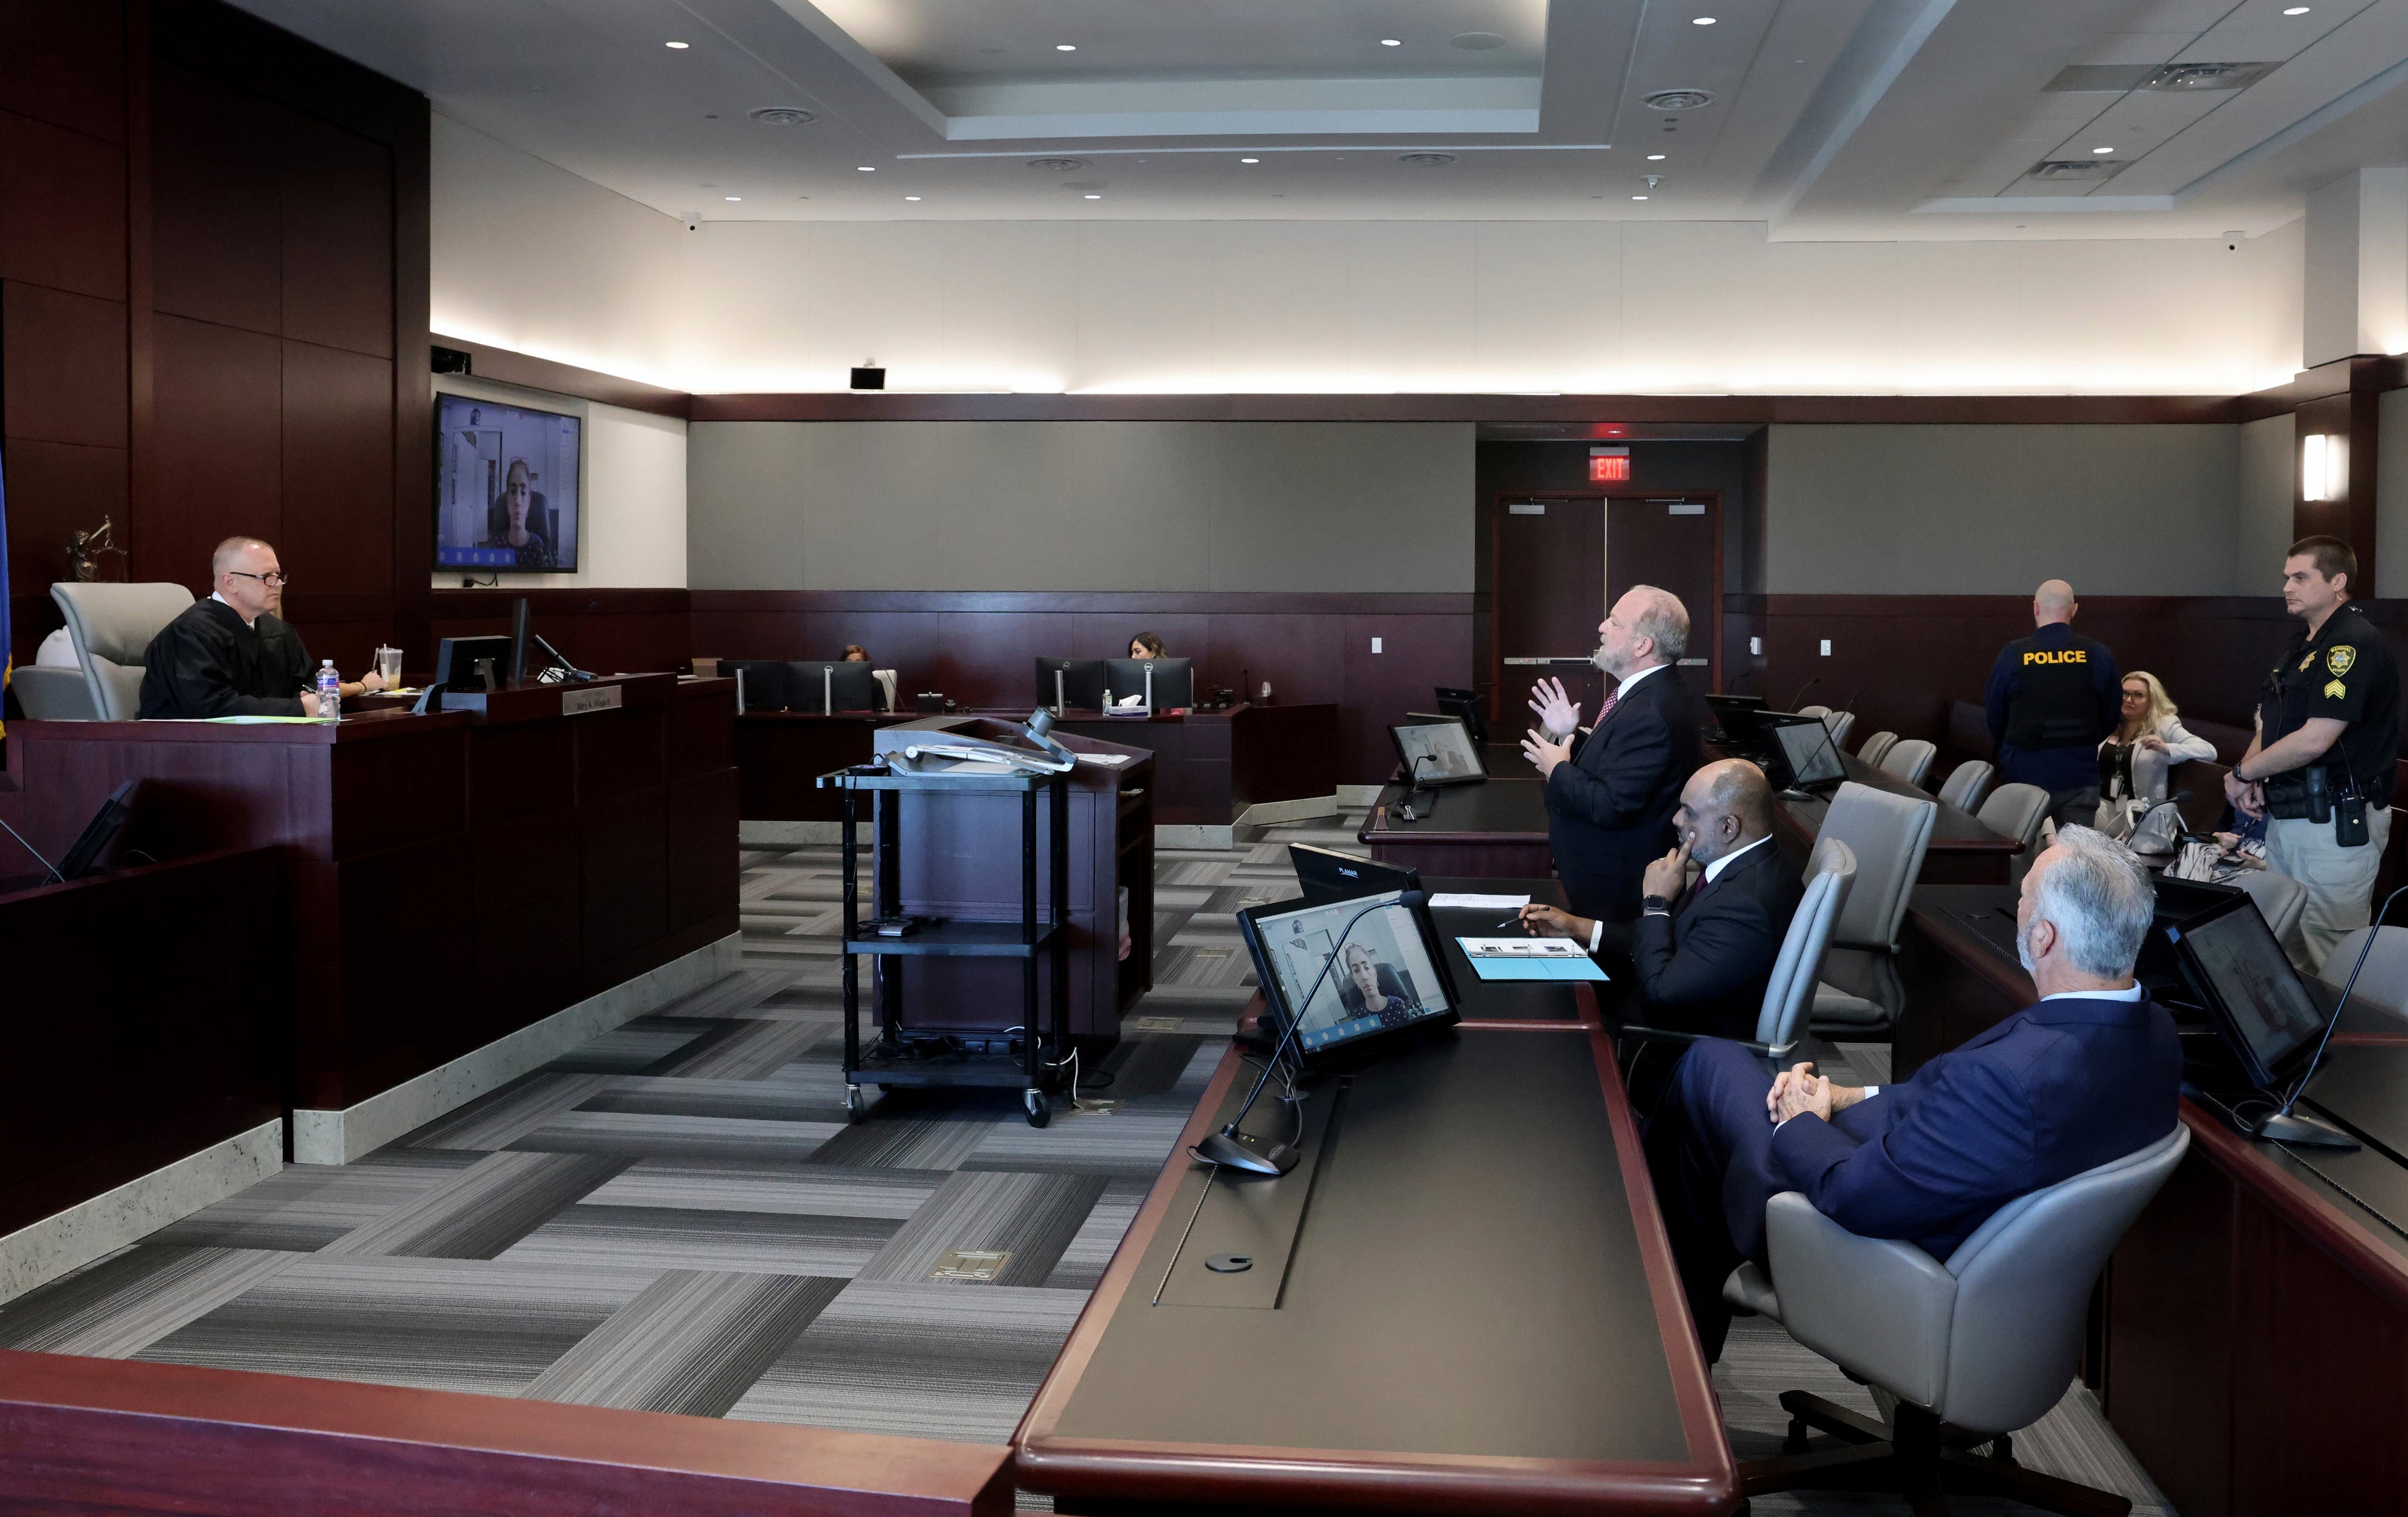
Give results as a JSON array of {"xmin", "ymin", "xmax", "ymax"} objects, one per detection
[
  {"xmin": 280, "ymin": 112, "xmax": 391, "ymax": 358},
  {"xmin": 280, "ymin": 339, "xmax": 394, "ymax": 597},
  {"xmin": 145, "ymin": 312, "xmax": 279, "ymax": 585},
  {"xmin": 2, "ymin": 439, "xmax": 127, "ymax": 658},
  {"xmin": 0, "ymin": 1, "xmax": 126, "ymax": 144},
  {"xmin": 0, "ymin": 281, "xmax": 126, "ymax": 448},
  {"xmin": 429, "ymin": 588, "xmax": 694, "ymax": 679},
  {"xmin": 0, "ymin": 110, "xmax": 126, "ymax": 300},
  {"xmin": 149, "ymin": 63, "xmax": 279, "ymax": 335}
]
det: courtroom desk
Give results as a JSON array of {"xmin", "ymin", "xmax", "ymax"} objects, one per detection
[
  {"xmin": 0, "ymin": 848, "xmax": 282, "ymax": 1240},
  {"xmin": 6, "ymin": 675, "xmax": 738, "ymax": 1117},
  {"xmin": 1358, "ymin": 777, "xmax": 1554, "ymax": 880},
  {"xmin": 1424, "ymin": 876, "xmax": 1584, "ymax": 1023},
  {"xmin": 1889, "ymin": 880, "xmax": 2408, "ymax": 1517},
  {"xmin": 1714, "ymin": 746, "xmax": 2023, "ymax": 886},
  {"xmin": 984, "ymin": 704, "xmax": 1339, "ymax": 827},
  {"xmin": 868, "ymin": 717, "xmax": 1154, "ymax": 1038},
  {"xmin": 1014, "ymin": 982, "xmax": 1736, "ymax": 1515},
  {"xmin": 0, "ymin": 1349, "xmax": 1011, "ymax": 1517},
  {"xmin": 734, "ymin": 710, "xmax": 913, "ymax": 822}
]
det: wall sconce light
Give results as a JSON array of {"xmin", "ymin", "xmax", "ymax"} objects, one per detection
[{"xmin": 2303, "ymin": 433, "xmax": 2334, "ymax": 501}]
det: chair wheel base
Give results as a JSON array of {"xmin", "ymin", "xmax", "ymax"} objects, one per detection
[{"xmin": 1740, "ymin": 1393, "xmax": 2131, "ymax": 1517}]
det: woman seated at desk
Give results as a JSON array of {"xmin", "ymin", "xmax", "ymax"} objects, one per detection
[
  {"xmin": 1129, "ymin": 631, "xmax": 1164, "ymax": 660},
  {"xmin": 1337, "ymin": 942, "xmax": 1421, "ymax": 1027},
  {"xmin": 2098, "ymin": 670, "xmax": 2216, "ymax": 828}
]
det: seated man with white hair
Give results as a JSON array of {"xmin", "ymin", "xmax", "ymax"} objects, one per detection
[{"xmin": 1642, "ymin": 826, "xmax": 2181, "ymax": 1362}]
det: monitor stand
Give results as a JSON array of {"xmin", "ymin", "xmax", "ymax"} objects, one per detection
[{"xmin": 2253, "ymin": 1108, "xmax": 2361, "ymax": 1148}]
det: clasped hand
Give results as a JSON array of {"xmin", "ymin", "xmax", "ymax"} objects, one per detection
[
  {"xmin": 1766, "ymin": 1061, "xmax": 1862, "ymax": 1125},
  {"xmin": 2223, "ymin": 769, "xmax": 2266, "ymax": 819}
]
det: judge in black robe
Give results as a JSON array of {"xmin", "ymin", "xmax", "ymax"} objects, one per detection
[{"xmin": 137, "ymin": 597, "xmax": 314, "ymax": 718}]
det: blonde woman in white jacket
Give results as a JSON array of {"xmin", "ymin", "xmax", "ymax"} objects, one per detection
[{"xmin": 2099, "ymin": 670, "xmax": 2217, "ymax": 825}]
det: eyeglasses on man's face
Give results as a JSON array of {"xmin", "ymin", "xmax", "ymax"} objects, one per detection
[{"xmin": 227, "ymin": 570, "xmax": 289, "ymax": 587}]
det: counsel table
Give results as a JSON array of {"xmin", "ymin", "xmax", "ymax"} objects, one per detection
[
  {"xmin": 1357, "ymin": 777, "xmax": 1553, "ymax": 880},
  {"xmin": 1712, "ymin": 746, "xmax": 2023, "ymax": 886},
  {"xmin": 1013, "ymin": 915, "xmax": 1735, "ymax": 1514},
  {"xmin": 1893, "ymin": 879, "xmax": 2408, "ymax": 1517},
  {"xmin": 992, "ymin": 704, "xmax": 1339, "ymax": 827}
]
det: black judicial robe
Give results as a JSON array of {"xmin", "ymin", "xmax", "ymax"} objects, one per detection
[{"xmin": 135, "ymin": 598, "xmax": 312, "ymax": 719}]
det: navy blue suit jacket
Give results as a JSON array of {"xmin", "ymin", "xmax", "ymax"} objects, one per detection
[
  {"xmin": 1768, "ymin": 992, "xmax": 2181, "ymax": 1260},
  {"xmin": 1546, "ymin": 666, "xmax": 1705, "ymax": 923},
  {"xmin": 1630, "ymin": 837, "xmax": 1804, "ymax": 1040}
]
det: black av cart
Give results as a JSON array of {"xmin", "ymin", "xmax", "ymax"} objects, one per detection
[{"xmin": 822, "ymin": 757, "xmax": 1071, "ymax": 1126}]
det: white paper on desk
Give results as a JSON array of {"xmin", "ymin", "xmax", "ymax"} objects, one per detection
[
  {"xmin": 1429, "ymin": 892, "xmax": 1531, "ymax": 911},
  {"xmin": 1075, "ymin": 752, "xmax": 1131, "ymax": 765}
]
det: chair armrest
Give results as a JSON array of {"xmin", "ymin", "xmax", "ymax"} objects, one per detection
[{"xmin": 1765, "ymin": 1191, "xmax": 1956, "ymax": 1409}]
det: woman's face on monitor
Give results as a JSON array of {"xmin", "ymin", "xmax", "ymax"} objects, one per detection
[
  {"xmin": 1348, "ymin": 952, "xmax": 1380, "ymax": 999},
  {"xmin": 505, "ymin": 470, "xmax": 531, "ymax": 527}
]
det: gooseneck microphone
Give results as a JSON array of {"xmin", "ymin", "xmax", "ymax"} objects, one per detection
[
  {"xmin": 1192, "ymin": 898, "xmax": 1391, "ymax": 1176},
  {"xmin": 2254, "ymin": 883, "xmax": 2408, "ymax": 1148},
  {"xmin": 1789, "ymin": 677, "xmax": 1821, "ymax": 712},
  {"xmin": 1395, "ymin": 752, "xmax": 1437, "ymax": 820}
]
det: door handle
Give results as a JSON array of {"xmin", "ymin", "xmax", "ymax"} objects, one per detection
[{"xmin": 1502, "ymin": 656, "xmax": 1598, "ymax": 666}]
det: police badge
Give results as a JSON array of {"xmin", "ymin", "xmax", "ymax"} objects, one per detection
[{"xmin": 2329, "ymin": 646, "xmax": 2358, "ymax": 676}]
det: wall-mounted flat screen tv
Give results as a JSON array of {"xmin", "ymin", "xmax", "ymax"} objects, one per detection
[{"xmin": 434, "ymin": 392, "xmax": 581, "ymax": 573}]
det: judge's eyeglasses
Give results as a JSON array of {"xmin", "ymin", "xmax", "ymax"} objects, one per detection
[{"xmin": 226, "ymin": 570, "xmax": 290, "ymax": 587}]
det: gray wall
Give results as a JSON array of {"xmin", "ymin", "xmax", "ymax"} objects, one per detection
[
  {"xmin": 687, "ymin": 421, "xmax": 1476, "ymax": 592},
  {"xmin": 1763, "ymin": 424, "xmax": 2245, "ymax": 594},
  {"xmin": 2239, "ymin": 412, "xmax": 2297, "ymax": 595}
]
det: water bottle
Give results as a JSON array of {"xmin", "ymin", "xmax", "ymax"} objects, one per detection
[{"xmin": 316, "ymin": 659, "xmax": 340, "ymax": 720}]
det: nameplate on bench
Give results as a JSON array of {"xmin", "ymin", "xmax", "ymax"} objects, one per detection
[{"xmin": 561, "ymin": 686, "xmax": 622, "ymax": 716}]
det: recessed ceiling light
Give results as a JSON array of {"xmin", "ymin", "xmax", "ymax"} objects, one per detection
[
  {"xmin": 664, "ymin": 40, "xmax": 689, "ymax": 48},
  {"xmin": 724, "ymin": 196, "xmax": 740, "ymax": 202},
  {"xmin": 2091, "ymin": 146, "xmax": 2116, "ymax": 154},
  {"xmin": 1084, "ymin": 193, "xmax": 1102, "ymax": 199},
  {"xmin": 904, "ymin": 195, "xmax": 920, "ymax": 202},
  {"xmin": 1056, "ymin": 43, "xmax": 1077, "ymax": 50},
  {"xmin": 857, "ymin": 165, "xmax": 875, "ymax": 172},
  {"xmin": 1646, "ymin": 153, "xmax": 1666, "ymax": 160},
  {"xmin": 1380, "ymin": 38, "xmax": 1402, "ymax": 46},
  {"xmin": 1692, "ymin": 15, "xmax": 1716, "ymax": 23},
  {"xmin": 1632, "ymin": 194, "xmax": 1649, "ymax": 200},
  {"xmin": 1240, "ymin": 157, "xmax": 1260, "ymax": 163},
  {"xmin": 2284, "ymin": 5, "xmax": 2310, "ymax": 12}
]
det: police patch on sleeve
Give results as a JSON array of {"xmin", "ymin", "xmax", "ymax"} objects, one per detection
[
  {"xmin": 2329, "ymin": 645, "xmax": 2358, "ymax": 677},
  {"xmin": 2327, "ymin": 679, "xmax": 2349, "ymax": 700}
]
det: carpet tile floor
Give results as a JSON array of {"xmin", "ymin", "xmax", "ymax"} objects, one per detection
[{"xmin": 0, "ymin": 809, "xmax": 2177, "ymax": 1512}]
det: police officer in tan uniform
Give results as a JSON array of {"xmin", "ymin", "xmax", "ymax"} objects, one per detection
[{"xmin": 2228, "ymin": 537, "xmax": 2400, "ymax": 972}]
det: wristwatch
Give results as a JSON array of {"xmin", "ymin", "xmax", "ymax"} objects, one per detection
[{"xmin": 1640, "ymin": 893, "xmax": 1672, "ymax": 914}]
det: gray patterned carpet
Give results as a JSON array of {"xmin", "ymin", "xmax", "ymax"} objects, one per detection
[{"xmin": 0, "ymin": 810, "xmax": 2175, "ymax": 1512}]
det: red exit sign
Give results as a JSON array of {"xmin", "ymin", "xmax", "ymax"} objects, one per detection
[{"xmin": 1589, "ymin": 446, "xmax": 1630, "ymax": 483}]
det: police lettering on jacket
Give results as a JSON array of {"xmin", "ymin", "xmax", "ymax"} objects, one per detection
[{"xmin": 2021, "ymin": 649, "xmax": 2089, "ymax": 666}]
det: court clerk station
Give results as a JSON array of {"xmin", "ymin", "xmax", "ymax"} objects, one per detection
[{"xmin": 11, "ymin": 2, "xmax": 2408, "ymax": 1514}]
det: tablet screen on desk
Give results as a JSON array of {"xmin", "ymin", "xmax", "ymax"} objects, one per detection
[
  {"xmin": 1390, "ymin": 720, "xmax": 1485, "ymax": 787},
  {"xmin": 2169, "ymin": 894, "xmax": 2327, "ymax": 1090},
  {"xmin": 1238, "ymin": 889, "xmax": 1460, "ymax": 1063}
]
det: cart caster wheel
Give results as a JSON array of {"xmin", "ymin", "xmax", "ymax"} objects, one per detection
[
  {"xmin": 844, "ymin": 1085, "xmax": 864, "ymax": 1123},
  {"xmin": 1025, "ymin": 1089, "xmax": 1050, "ymax": 1128}
]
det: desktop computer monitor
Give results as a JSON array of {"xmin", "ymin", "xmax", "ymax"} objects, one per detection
[
  {"xmin": 1236, "ymin": 887, "xmax": 1460, "ymax": 1067},
  {"xmin": 1103, "ymin": 657, "xmax": 1192, "ymax": 710},
  {"xmin": 1389, "ymin": 719, "xmax": 1487, "ymax": 787},
  {"xmin": 2166, "ymin": 890, "xmax": 2332, "ymax": 1092},
  {"xmin": 1035, "ymin": 657, "xmax": 1108, "ymax": 710},
  {"xmin": 725, "ymin": 661, "xmax": 789, "ymax": 712},
  {"xmin": 1434, "ymin": 686, "xmax": 1488, "ymax": 745},
  {"xmin": 1705, "ymin": 694, "xmax": 1769, "ymax": 748},
  {"xmin": 785, "ymin": 661, "xmax": 883, "ymax": 713},
  {"xmin": 1762, "ymin": 713, "xmax": 1846, "ymax": 792},
  {"xmin": 1290, "ymin": 843, "xmax": 1421, "ymax": 904},
  {"xmin": 435, "ymin": 635, "xmax": 517, "ymax": 692}
]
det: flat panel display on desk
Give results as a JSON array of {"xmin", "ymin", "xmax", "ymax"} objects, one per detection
[{"xmin": 434, "ymin": 391, "xmax": 580, "ymax": 573}]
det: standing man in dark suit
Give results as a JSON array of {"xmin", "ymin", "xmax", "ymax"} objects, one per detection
[
  {"xmin": 1643, "ymin": 825, "xmax": 2180, "ymax": 1361},
  {"xmin": 1985, "ymin": 579, "xmax": 2121, "ymax": 832},
  {"xmin": 1522, "ymin": 585, "xmax": 1706, "ymax": 924},
  {"xmin": 1517, "ymin": 758, "xmax": 1802, "ymax": 1040}
]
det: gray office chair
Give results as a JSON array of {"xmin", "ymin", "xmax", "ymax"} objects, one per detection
[
  {"xmin": 1936, "ymin": 759, "xmax": 1994, "ymax": 813},
  {"xmin": 1858, "ymin": 730, "xmax": 1899, "ymax": 767},
  {"xmin": 10, "ymin": 665, "xmax": 98, "ymax": 719},
  {"xmin": 51, "ymin": 582, "xmax": 195, "ymax": 720},
  {"xmin": 1880, "ymin": 738, "xmax": 1937, "ymax": 789},
  {"xmin": 1822, "ymin": 710, "xmax": 1857, "ymax": 752},
  {"xmin": 1619, "ymin": 839, "xmax": 1856, "ymax": 1066},
  {"xmin": 1975, "ymin": 783, "xmax": 2051, "ymax": 884},
  {"xmin": 1811, "ymin": 782, "xmax": 1935, "ymax": 1030},
  {"xmin": 1798, "ymin": 704, "xmax": 1831, "ymax": 720},
  {"xmin": 2234, "ymin": 870, "xmax": 2309, "ymax": 947},
  {"xmin": 1726, "ymin": 1124, "xmax": 2189, "ymax": 1516},
  {"xmin": 2319, "ymin": 925, "xmax": 2408, "ymax": 1016}
]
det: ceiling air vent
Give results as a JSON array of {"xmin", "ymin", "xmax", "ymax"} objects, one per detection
[
  {"xmin": 1643, "ymin": 89, "xmax": 1715, "ymax": 111},
  {"xmin": 748, "ymin": 107, "xmax": 817, "ymax": 126},
  {"xmin": 2028, "ymin": 159, "xmax": 2125, "ymax": 181},
  {"xmin": 2145, "ymin": 61, "xmax": 2273, "ymax": 91},
  {"xmin": 1026, "ymin": 157, "xmax": 1090, "ymax": 172},
  {"xmin": 1397, "ymin": 152, "xmax": 1458, "ymax": 166}
]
